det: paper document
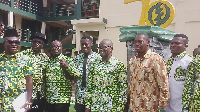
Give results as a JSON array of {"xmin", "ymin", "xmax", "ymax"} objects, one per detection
[{"xmin": 12, "ymin": 92, "xmax": 27, "ymax": 112}]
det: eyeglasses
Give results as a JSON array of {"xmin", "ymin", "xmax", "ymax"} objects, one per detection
[
  {"xmin": 32, "ymin": 40, "xmax": 44, "ymax": 44},
  {"xmin": 133, "ymin": 40, "xmax": 145, "ymax": 44},
  {"xmin": 51, "ymin": 45, "xmax": 62, "ymax": 49},
  {"xmin": 98, "ymin": 46, "xmax": 111, "ymax": 49},
  {"xmin": 5, "ymin": 40, "xmax": 20, "ymax": 45}
]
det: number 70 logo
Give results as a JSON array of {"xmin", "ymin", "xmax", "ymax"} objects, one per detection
[{"xmin": 124, "ymin": 0, "xmax": 175, "ymax": 28}]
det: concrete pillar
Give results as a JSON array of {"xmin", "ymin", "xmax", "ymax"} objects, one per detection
[
  {"xmin": 8, "ymin": 11, "xmax": 13, "ymax": 27},
  {"xmin": 43, "ymin": 0, "xmax": 47, "ymax": 7},
  {"xmin": 15, "ymin": 15, "xmax": 22, "ymax": 39},
  {"xmin": 95, "ymin": 36, "xmax": 99, "ymax": 44},
  {"xmin": 41, "ymin": 22, "xmax": 45, "ymax": 53},
  {"xmin": 41, "ymin": 22, "xmax": 46, "ymax": 34},
  {"xmin": 72, "ymin": 25, "xmax": 76, "ymax": 57},
  {"xmin": 75, "ymin": 29, "xmax": 82, "ymax": 53},
  {"xmin": 0, "ymin": 10, "xmax": 2, "ymax": 23}
]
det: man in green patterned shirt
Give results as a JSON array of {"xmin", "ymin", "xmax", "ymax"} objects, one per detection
[
  {"xmin": 193, "ymin": 47, "xmax": 200, "ymax": 58},
  {"xmin": 0, "ymin": 29, "xmax": 33, "ymax": 112},
  {"xmin": 45, "ymin": 40, "xmax": 81, "ymax": 112},
  {"xmin": 85, "ymin": 39, "xmax": 128, "ymax": 112},
  {"xmin": 72, "ymin": 36, "xmax": 101, "ymax": 112},
  {"xmin": 20, "ymin": 32, "xmax": 48, "ymax": 112},
  {"xmin": 182, "ymin": 53, "xmax": 200, "ymax": 112}
]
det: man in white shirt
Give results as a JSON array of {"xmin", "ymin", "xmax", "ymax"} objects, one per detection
[{"xmin": 166, "ymin": 34, "xmax": 193, "ymax": 112}]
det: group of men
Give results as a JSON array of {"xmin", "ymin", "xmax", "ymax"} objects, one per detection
[
  {"xmin": 0, "ymin": 28, "xmax": 127, "ymax": 112},
  {"xmin": 0, "ymin": 28, "xmax": 200, "ymax": 112},
  {"xmin": 125, "ymin": 33, "xmax": 200, "ymax": 112}
]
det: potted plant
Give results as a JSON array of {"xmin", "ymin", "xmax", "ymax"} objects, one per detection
[
  {"xmin": 83, "ymin": 0, "xmax": 90, "ymax": 18},
  {"xmin": 90, "ymin": 0, "xmax": 99, "ymax": 16}
]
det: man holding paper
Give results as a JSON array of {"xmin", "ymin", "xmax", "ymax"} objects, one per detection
[
  {"xmin": 0, "ymin": 29, "xmax": 33, "ymax": 112},
  {"xmin": 20, "ymin": 32, "xmax": 48, "ymax": 112}
]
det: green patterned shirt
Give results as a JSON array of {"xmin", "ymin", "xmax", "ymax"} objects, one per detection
[
  {"xmin": 20, "ymin": 49, "xmax": 48, "ymax": 99},
  {"xmin": 86, "ymin": 57, "xmax": 128, "ymax": 112},
  {"xmin": 45, "ymin": 53, "xmax": 81, "ymax": 104},
  {"xmin": 195, "ymin": 53, "xmax": 200, "ymax": 59},
  {"xmin": 166, "ymin": 52, "xmax": 187, "ymax": 75},
  {"xmin": 182, "ymin": 53, "xmax": 200, "ymax": 112},
  {"xmin": 73, "ymin": 52, "xmax": 101, "ymax": 105},
  {"xmin": 0, "ymin": 53, "xmax": 33, "ymax": 112}
]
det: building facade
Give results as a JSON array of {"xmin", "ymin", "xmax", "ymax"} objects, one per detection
[{"xmin": 0, "ymin": 0, "xmax": 199, "ymax": 66}]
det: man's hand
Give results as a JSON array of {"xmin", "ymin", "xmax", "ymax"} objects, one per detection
[
  {"xmin": 21, "ymin": 101, "xmax": 32, "ymax": 112},
  {"xmin": 59, "ymin": 59, "xmax": 69, "ymax": 69},
  {"xmin": 124, "ymin": 95, "xmax": 130, "ymax": 112},
  {"xmin": 85, "ymin": 108, "xmax": 91, "ymax": 112},
  {"xmin": 60, "ymin": 59, "xmax": 74, "ymax": 80},
  {"xmin": 158, "ymin": 107, "xmax": 165, "ymax": 112},
  {"xmin": 124, "ymin": 108, "xmax": 129, "ymax": 112},
  {"xmin": 124, "ymin": 103, "xmax": 129, "ymax": 112}
]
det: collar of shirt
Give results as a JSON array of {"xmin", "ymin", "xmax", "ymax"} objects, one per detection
[
  {"xmin": 167, "ymin": 51, "xmax": 191, "ymax": 75},
  {"xmin": 101, "ymin": 57, "xmax": 112, "ymax": 64},
  {"xmin": 29, "ymin": 49, "xmax": 35, "ymax": 54},
  {"xmin": 79, "ymin": 52, "xmax": 93, "ymax": 58},
  {"xmin": 50, "ymin": 53, "xmax": 65, "ymax": 61},
  {"xmin": 135, "ymin": 49, "xmax": 152, "ymax": 60},
  {"xmin": 78, "ymin": 52, "xmax": 100, "ymax": 62},
  {"xmin": 100, "ymin": 56, "xmax": 118, "ymax": 65},
  {"xmin": 195, "ymin": 53, "xmax": 200, "ymax": 59},
  {"xmin": 30, "ymin": 49, "xmax": 37, "ymax": 55},
  {"xmin": 170, "ymin": 54, "xmax": 193, "ymax": 70},
  {"xmin": 172, "ymin": 51, "xmax": 187, "ymax": 59},
  {"xmin": 167, "ymin": 51, "xmax": 187, "ymax": 65},
  {"xmin": 29, "ymin": 49, "xmax": 45, "ymax": 57},
  {"xmin": 1, "ymin": 52, "xmax": 18, "ymax": 60}
]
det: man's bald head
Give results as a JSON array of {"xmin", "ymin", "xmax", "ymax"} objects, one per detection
[
  {"xmin": 51, "ymin": 40, "xmax": 62, "ymax": 46},
  {"xmin": 99, "ymin": 39, "xmax": 113, "ymax": 59},
  {"xmin": 51, "ymin": 40, "xmax": 62, "ymax": 56},
  {"xmin": 100, "ymin": 39, "xmax": 113, "ymax": 48}
]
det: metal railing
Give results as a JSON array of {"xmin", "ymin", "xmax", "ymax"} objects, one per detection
[
  {"xmin": 44, "ymin": 4, "xmax": 75, "ymax": 17},
  {"xmin": 0, "ymin": 0, "xmax": 43, "ymax": 16},
  {"xmin": 0, "ymin": 0, "xmax": 100, "ymax": 20},
  {"xmin": 47, "ymin": 28, "xmax": 75, "ymax": 43},
  {"xmin": 82, "ymin": 1, "xmax": 100, "ymax": 19},
  {"xmin": 17, "ymin": 28, "xmax": 75, "ymax": 44},
  {"xmin": 18, "ymin": 29, "xmax": 32, "ymax": 42}
]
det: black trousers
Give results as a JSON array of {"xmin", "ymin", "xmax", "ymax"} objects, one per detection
[
  {"xmin": 75, "ymin": 103, "xmax": 86, "ymax": 112},
  {"xmin": 46, "ymin": 103, "xmax": 70, "ymax": 112},
  {"xmin": 28, "ymin": 97, "xmax": 46, "ymax": 112}
]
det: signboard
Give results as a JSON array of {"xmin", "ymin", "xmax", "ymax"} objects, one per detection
[{"xmin": 124, "ymin": 0, "xmax": 175, "ymax": 28}]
